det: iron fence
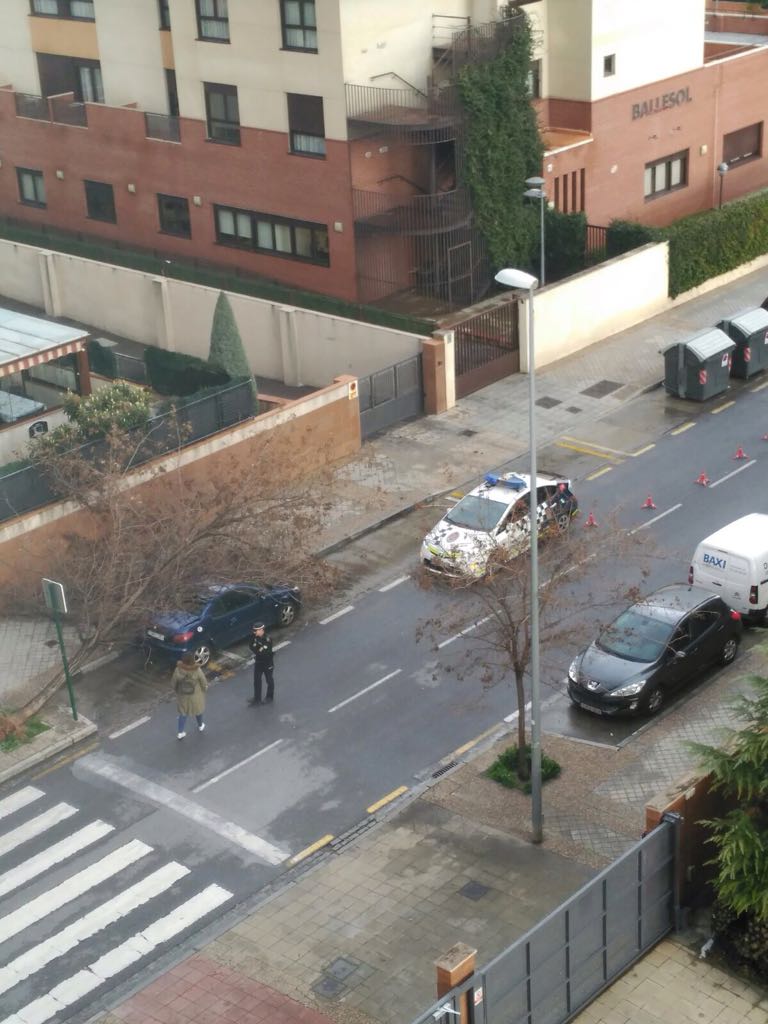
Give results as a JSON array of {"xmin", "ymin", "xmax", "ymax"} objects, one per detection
[
  {"xmin": 0, "ymin": 380, "xmax": 255, "ymax": 524},
  {"xmin": 358, "ymin": 355, "xmax": 423, "ymax": 438},
  {"xmin": 113, "ymin": 351, "xmax": 148, "ymax": 384},
  {"xmin": 352, "ymin": 188, "xmax": 472, "ymax": 235},
  {"xmin": 586, "ymin": 224, "xmax": 608, "ymax": 259}
]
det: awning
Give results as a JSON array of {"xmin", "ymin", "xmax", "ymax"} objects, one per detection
[{"xmin": 0, "ymin": 308, "xmax": 89, "ymax": 379}]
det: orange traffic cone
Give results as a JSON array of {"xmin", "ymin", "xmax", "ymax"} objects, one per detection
[
  {"xmin": 763, "ymin": 434, "xmax": 768, "ymax": 441},
  {"xmin": 733, "ymin": 446, "xmax": 748, "ymax": 460},
  {"xmin": 584, "ymin": 511, "xmax": 598, "ymax": 528},
  {"xmin": 694, "ymin": 471, "xmax": 709, "ymax": 486},
  {"xmin": 642, "ymin": 495, "xmax": 656, "ymax": 510}
]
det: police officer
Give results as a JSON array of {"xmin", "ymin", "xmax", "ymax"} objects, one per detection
[{"xmin": 248, "ymin": 622, "xmax": 274, "ymax": 705}]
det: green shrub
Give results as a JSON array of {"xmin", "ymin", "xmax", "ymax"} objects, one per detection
[
  {"xmin": 208, "ymin": 292, "xmax": 252, "ymax": 382},
  {"xmin": 486, "ymin": 744, "xmax": 561, "ymax": 793},
  {"xmin": 64, "ymin": 381, "xmax": 151, "ymax": 439},
  {"xmin": 144, "ymin": 347, "xmax": 231, "ymax": 396},
  {"xmin": 86, "ymin": 338, "xmax": 117, "ymax": 378},
  {"xmin": 606, "ymin": 219, "xmax": 659, "ymax": 258},
  {"xmin": 544, "ymin": 210, "xmax": 588, "ymax": 281}
]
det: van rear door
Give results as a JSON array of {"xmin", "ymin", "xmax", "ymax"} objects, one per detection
[{"xmin": 694, "ymin": 546, "xmax": 750, "ymax": 610}]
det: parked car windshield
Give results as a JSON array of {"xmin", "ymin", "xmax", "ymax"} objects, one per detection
[
  {"xmin": 444, "ymin": 495, "xmax": 508, "ymax": 533},
  {"xmin": 597, "ymin": 608, "xmax": 674, "ymax": 662}
]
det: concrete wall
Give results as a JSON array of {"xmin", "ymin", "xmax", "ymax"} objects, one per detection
[
  {"xmin": 0, "ymin": 376, "xmax": 361, "ymax": 593},
  {"xmin": 516, "ymin": 242, "xmax": 669, "ymax": 370},
  {"xmin": 0, "ymin": 239, "xmax": 425, "ymax": 388}
]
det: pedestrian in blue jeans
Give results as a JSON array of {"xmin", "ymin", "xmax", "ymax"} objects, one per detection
[{"xmin": 172, "ymin": 652, "xmax": 207, "ymax": 739}]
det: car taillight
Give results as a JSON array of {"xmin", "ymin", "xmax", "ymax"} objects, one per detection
[
  {"xmin": 688, "ymin": 566, "xmax": 694, "ymax": 584},
  {"xmin": 172, "ymin": 630, "xmax": 194, "ymax": 642},
  {"xmin": 730, "ymin": 610, "xmax": 741, "ymax": 621},
  {"xmin": 749, "ymin": 586, "xmax": 758, "ymax": 606}
]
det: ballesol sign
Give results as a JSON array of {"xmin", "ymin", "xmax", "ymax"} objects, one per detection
[{"xmin": 632, "ymin": 87, "xmax": 691, "ymax": 120}]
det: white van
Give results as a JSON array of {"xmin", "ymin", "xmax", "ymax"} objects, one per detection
[{"xmin": 689, "ymin": 513, "xmax": 768, "ymax": 623}]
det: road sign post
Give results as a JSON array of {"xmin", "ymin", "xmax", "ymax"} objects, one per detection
[{"xmin": 42, "ymin": 578, "xmax": 77, "ymax": 721}]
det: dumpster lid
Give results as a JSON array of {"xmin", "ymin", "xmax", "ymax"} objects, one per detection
[
  {"xmin": 726, "ymin": 307, "xmax": 768, "ymax": 337},
  {"xmin": 662, "ymin": 328, "xmax": 735, "ymax": 361}
]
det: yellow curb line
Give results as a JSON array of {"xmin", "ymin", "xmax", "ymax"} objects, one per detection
[
  {"xmin": 31, "ymin": 739, "xmax": 101, "ymax": 781},
  {"xmin": 711, "ymin": 401, "xmax": 735, "ymax": 414},
  {"xmin": 631, "ymin": 443, "xmax": 655, "ymax": 456},
  {"xmin": 749, "ymin": 379, "xmax": 768, "ymax": 392},
  {"xmin": 366, "ymin": 786, "xmax": 409, "ymax": 814},
  {"xmin": 555, "ymin": 441, "xmax": 621, "ymax": 461},
  {"xmin": 586, "ymin": 466, "xmax": 613, "ymax": 481},
  {"xmin": 670, "ymin": 422, "xmax": 696, "ymax": 435},
  {"xmin": 449, "ymin": 491, "xmax": 464, "ymax": 499},
  {"xmin": 288, "ymin": 834, "xmax": 334, "ymax": 866},
  {"xmin": 452, "ymin": 724, "xmax": 500, "ymax": 758}
]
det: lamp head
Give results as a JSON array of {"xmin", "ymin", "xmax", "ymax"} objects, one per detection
[
  {"xmin": 717, "ymin": 162, "xmax": 729, "ymax": 177},
  {"xmin": 524, "ymin": 187, "xmax": 545, "ymax": 200},
  {"xmin": 525, "ymin": 176, "xmax": 545, "ymax": 188},
  {"xmin": 495, "ymin": 268, "xmax": 538, "ymax": 291}
]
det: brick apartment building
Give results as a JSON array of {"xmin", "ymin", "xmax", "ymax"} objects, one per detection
[{"xmin": 0, "ymin": 0, "xmax": 766, "ymax": 311}]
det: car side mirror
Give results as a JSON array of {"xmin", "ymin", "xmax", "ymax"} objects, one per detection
[{"xmin": 674, "ymin": 649, "xmax": 686, "ymax": 660}]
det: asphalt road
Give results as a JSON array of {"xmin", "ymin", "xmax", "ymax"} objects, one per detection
[{"xmin": 0, "ymin": 373, "xmax": 766, "ymax": 1024}]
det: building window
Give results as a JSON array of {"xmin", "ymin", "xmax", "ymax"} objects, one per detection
[
  {"xmin": 214, "ymin": 204, "xmax": 329, "ymax": 265},
  {"xmin": 281, "ymin": 0, "xmax": 317, "ymax": 52},
  {"xmin": 158, "ymin": 0, "xmax": 170, "ymax": 29},
  {"xmin": 196, "ymin": 0, "xmax": 229, "ymax": 41},
  {"xmin": 30, "ymin": 0, "xmax": 95, "ymax": 20},
  {"xmin": 644, "ymin": 150, "xmax": 688, "ymax": 199},
  {"xmin": 287, "ymin": 94, "xmax": 325, "ymax": 156},
  {"xmin": 204, "ymin": 82, "xmax": 240, "ymax": 144},
  {"xmin": 723, "ymin": 122, "xmax": 763, "ymax": 168},
  {"xmin": 166, "ymin": 68, "xmax": 179, "ymax": 116},
  {"xmin": 603, "ymin": 54, "xmax": 615, "ymax": 77},
  {"xmin": 84, "ymin": 180, "xmax": 116, "ymax": 222},
  {"xmin": 158, "ymin": 194, "xmax": 191, "ymax": 237},
  {"xmin": 76, "ymin": 60, "xmax": 104, "ymax": 102},
  {"xmin": 527, "ymin": 59, "xmax": 542, "ymax": 99},
  {"xmin": 17, "ymin": 168, "xmax": 46, "ymax": 208}
]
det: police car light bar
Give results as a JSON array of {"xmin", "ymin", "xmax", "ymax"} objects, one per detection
[{"xmin": 484, "ymin": 472, "xmax": 527, "ymax": 490}]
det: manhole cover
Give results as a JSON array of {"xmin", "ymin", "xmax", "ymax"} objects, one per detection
[
  {"xmin": 580, "ymin": 380, "xmax": 623, "ymax": 399},
  {"xmin": 536, "ymin": 396, "xmax": 561, "ymax": 409},
  {"xmin": 325, "ymin": 956, "xmax": 361, "ymax": 981},
  {"xmin": 458, "ymin": 880, "xmax": 490, "ymax": 901},
  {"xmin": 312, "ymin": 976, "xmax": 347, "ymax": 999}
]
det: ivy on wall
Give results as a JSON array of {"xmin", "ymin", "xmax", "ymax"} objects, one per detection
[{"xmin": 456, "ymin": 14, "xmax": 543, "ymax": 273}]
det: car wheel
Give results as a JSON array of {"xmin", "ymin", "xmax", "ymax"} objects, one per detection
[
  {"xmin": 192, "ymin": 643, "xmax": 212, "ymax": 667},
  {"xmin": 718, "ymin": 636, "xmax": 739, "ymax": 665},
  {"xmin": 555, "ymin": 512, "xmax": 571, "ymax": 532},
  {"xmin": 277, "ymin": 603, "xmax": 296, "ymax": 627},
  {"xmin": 645, "ymin": 687, "xmax": 664, "ymax": 715}
]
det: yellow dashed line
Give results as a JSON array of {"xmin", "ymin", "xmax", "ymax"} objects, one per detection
[
  {"xmin": 288, "ymin": 834, "xmax": 334, "ymax": 866},
  {"xmin": 555, "ymin": 441, "xmax": 621, "ymax": 461},
  {"xmin": 586, "ymin": 466, "xmax": 613, "ymax": 481},
  {"xmin": 452, "ymin": 724, "xmax": 499, "ymax": 758},
  {"xmin": 366, "ymin": 786, "xmax": 408, "ymax": 814},
  {"xmin": 631, "ymin": 444, "xmax": 655, "ymax": 456},
  {"xmin": 670, "ymin": 422, "xmax": 696, "ymax": 436},
  {"xmin": 750, "ymin": 380, "xmax": 768, "ymax": 393},
  {"xmin": 711, "ymin": 401, "xmax": 735, "ymax": 414},
  {"xmin": 449, "ymin": 491, "xmax": 464, "ymax": 499},
  {"xmin": 32, "ymin": 739, "xmax": 101, "ymax": 781}
]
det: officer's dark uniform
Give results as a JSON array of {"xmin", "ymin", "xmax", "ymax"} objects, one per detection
[{"xmin": 248, "ymin": 624, "xmax": 274, "ymax": 704}]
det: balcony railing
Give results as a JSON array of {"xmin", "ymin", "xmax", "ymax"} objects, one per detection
[
  {"xmin": 14, "ymin": 91, "xmax": 87, "ymax": 127},
  {"xmin": 145, "ymin": 111, "xmax": 181, "ymax": 142},
  {"xmin": 345, "ymin": 82, "xmax": 459, "ymax": 144},
  {"xmin": 353, "ymin": 187, "xmax": 472, "ymax": 235},
  {"xmin": 14, "ymin": 93, "xmax": 49, "ymax": 120}
]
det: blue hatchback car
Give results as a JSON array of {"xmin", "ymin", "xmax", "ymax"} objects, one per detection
[{"xmin": 144, "ymin": 582, "xmax": 301, "ymax": 666}]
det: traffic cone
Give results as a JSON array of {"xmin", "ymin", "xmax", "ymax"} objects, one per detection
[
  {"xmin": 694, "ymin": 471, "xmax": 709, "ymax": 486},
  {"xmin": 733, "ymin": 446, "xmax": 748, "ymax": 460},
  {"xmin": 762, "ymin": 434, "xmax": 768, "ymax": 441},
  {"xmin": 642, "ymin": 495, "xmax": 656, "ymax": 510},
  {"xmin": 584, "ymin": 511, "xmax": 598, "ymax": 528}
]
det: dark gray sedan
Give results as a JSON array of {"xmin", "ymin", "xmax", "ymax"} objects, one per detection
[{"xmin": 567, "ymin": 584, "xmax": 742, "ymax": 716}]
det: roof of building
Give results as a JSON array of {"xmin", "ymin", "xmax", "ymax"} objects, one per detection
[{"xmin": 0, "ymin": 308, "xmax": 88, "ymax": 379}]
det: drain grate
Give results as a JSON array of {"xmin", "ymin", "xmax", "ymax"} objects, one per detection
[
  {"xmin": 580, "ymin": 379, "xmax": 623, "ymax": 399},
  {"xmin": 330, "ymin": 817, "xmax": 377, "ymax": 853},
  {"xmin": 312, "ymin": 976, "xmax": 347, "ymax": 999},
  {"xmin": 536, "ymin": 396, "xmax": 562, "ymax": 409},
  {"xmin": 459, "ymin": 880, "xmax": 490, "ymax": 901},
  {"xmin": 432, "ymin": 759, "xmax": 459, "ymax": 779},
  {"xmin": 325, "ymin": 956, "xmax": 361, "ymax": 981}
]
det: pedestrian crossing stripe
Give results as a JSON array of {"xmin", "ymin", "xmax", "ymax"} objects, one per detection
[
  {"xmin": 0, "ymin": 787, "xmax": 43, "ymax": 821},
  {"xmin": 0, "ymin": 803, "xmax": 77, "ymax": 858},
  {"xmin": 0, "ymin": 821, "xmax": 114, "ymax": 900}
]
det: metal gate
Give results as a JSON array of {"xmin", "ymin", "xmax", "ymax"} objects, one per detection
[
  {"xmin": 358, "ymin": 355, "xmax": 423, "ymax": 439},
  {"xmin": 453, "ymin": 299, "xmax": 519, "ymax": 399},
  {"xmin": 410, "ymin": 814, "xmax": 680, "ymax": 1024}
]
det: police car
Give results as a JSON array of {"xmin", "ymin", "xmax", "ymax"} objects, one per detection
[{"xmin": 420, "ymin": 472, "xmax": 578, "ymax": 579}]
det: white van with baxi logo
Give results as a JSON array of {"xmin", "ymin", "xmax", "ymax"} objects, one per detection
[{"xmin": 689, "ymin": 513, "xmax": 768, "ymax": 623}]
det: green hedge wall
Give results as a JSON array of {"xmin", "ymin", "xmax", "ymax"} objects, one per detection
[
  {"xmin": 86, "ymin": 338, "xmax": 117, "ymax": 378},
  {"xmin": 606, "ymin": 220, "xmax": 659, "ymax": 259},
  {"xmin": 144, "ymin": 347, "xmax": 231, "ymax": 396}
]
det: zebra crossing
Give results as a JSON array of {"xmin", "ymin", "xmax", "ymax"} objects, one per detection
[{"xmin": 0, "ymin": 784, "xmax": 233, "ymax": 1024}]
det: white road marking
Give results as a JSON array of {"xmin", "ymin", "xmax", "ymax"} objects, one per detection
[
  {"xmin": 709, "ymin": 459, "xmax": 756, "ymax": 489},
  {"xmin": 0, "ymin": 862, "xmax": 189, "ymax": 998},
  {"xmin": 749, "ymin": 379, "xmax": 768, "ymax": 393},
  {"xmin": 0, "ymin": 804, "xmax": 77, "ymax": 858},
  {"xmin": 2, "ymin": 886, "xmax": 232, "ymax": 1024},
  {"xmin": 319, "ymin": 605, "xmax": 354, "ymax": 625},
  {"xmin": 272, "ymin": 640, "xmax": 291, "ymax": 652},
  {"xmin": 192, "ymin": 740, "xmax": 283, "ymax": 793},
  {"xmin": 437, "ymin": 615, "xmax": 492, "ymax": 649},
  {"xmin": 504, "ymin": 701, "xmax": 532, "ymax": 724},
  {"xmin": 0, "ymin": 821, "xmax": 114, "ymax": 901},
  {"xmin": 108, "ymin": 716, "xmax": 151, "ymax": 740},
  {"xmin": 328, "ymin": 670, "xmax": 402, "ymax": 713},
  {"xmin": 629, "ymin": 503, "xmax": 683, "ymax": 535},
  {"xmin": 0, "ymin": 839, "xmax": 151, "ymax": 946},
  {"xmin": 379, "ymin": 575, "xmax": 410, "ymax": 592},
  {"xmin": 0, "ymin": 787, "xmax": 43, "ymax": 821},
  {"xmin": 79, "ymin": 755, "xmax": 288, "ymax": 865}
]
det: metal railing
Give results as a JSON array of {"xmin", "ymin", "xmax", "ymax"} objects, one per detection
[
  {"xmin": 345, "ymin": 82, "xmax": 460, "ymax": 144},
  {"xmin": 430, "ymin": 12, "xmax": 526, "ymax": 86},
  {"xmin": 144, "ymin": 111, "xmax": 181, "ymax": 142},
  {"xmin": 352, "ymin": 187, "xmax": 472, "ymax": 235},
  {"xmin": 14, "ymin": 91, "xmax": 87, "ymax": 127},
  {"xmin": 14, "ymin": 93, "xmax": 49, "ymax": 120}
]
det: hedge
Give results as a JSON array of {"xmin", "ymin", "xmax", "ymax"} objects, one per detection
[
  {"xmin": 86, "ymin": 338, "xmax": 117, "ymax": 378},
  {"xmin": 144, "ymin": 347, "xmax": 231, "ymax": 396}
]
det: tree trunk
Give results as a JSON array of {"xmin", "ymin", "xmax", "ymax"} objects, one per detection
[{"xmin": 514, "ymin": 669, "xmax": 529, "ymax": 780}]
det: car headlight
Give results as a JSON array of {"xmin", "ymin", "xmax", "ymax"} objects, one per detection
[
  {"xmin": 568, "ymin": 658, "xmax": 580, "ymax": 683},
  {"xmin": 611, "ymin": 680, "xmax": 647, "ymax": 697}
]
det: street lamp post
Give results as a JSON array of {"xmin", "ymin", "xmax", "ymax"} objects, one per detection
[
  {"xmin": 717, "ymin": 162, "xmax": 729, "ymax": 209},
  {"xmin": 524, "ymin": 176, "xmax": 546, "ymax": 286},
  {"xmin": 494, "ymin": 266, "xmax": 543, "ymax": 844}
]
